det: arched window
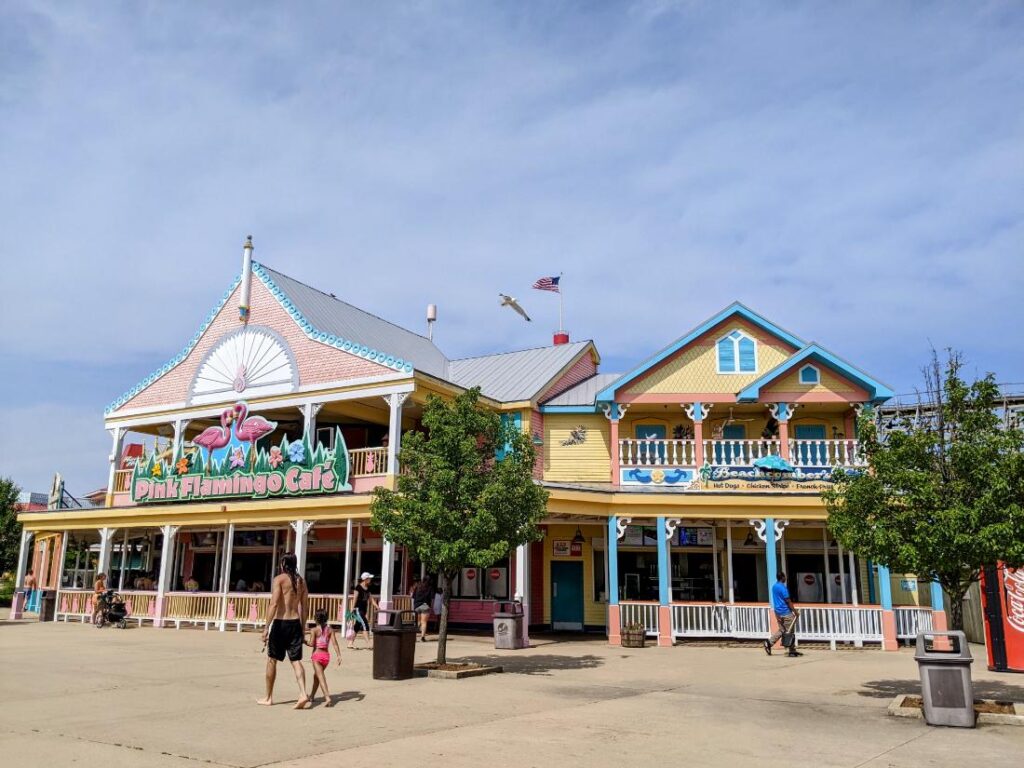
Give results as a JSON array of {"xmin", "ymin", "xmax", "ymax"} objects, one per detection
[
  {"xmin": 717, "ymin": 330, "xmax": 757, "ymax": 373},
  {"xmin": 799, "ymin": 364, "xmax": 821, "ymax": 385}
]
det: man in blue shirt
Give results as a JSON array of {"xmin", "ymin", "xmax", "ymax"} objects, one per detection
[{"xmin": 765, "ymin": 572, "xmax": 802, "ymax": 657}]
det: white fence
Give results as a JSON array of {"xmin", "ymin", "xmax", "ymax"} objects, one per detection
[
  {"xmin": 703, "ymin": 439, "xmax": 781, "ymax": 466},
  {"xmin": 894, "ymin": 606, "xmax": 934, "ymax": 641},
  {"xmin": 620, "ymin": 602, "xmax": 660, "ymax": 637},
  {"xmin": 796, "ymin": 606, "xmax": 883, "ymax": 644},
  {"xmin": 670, "ymin": 603, "xmax": 772, "ymax": 639},
  {"xmin": 789, "ymin": 439, "xmax": 865, "ymax": 468}
]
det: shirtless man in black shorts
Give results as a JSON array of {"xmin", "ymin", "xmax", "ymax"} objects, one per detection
[{"xmin": 257, "ymin": 553, "xmax": 309, "ymax": 708}]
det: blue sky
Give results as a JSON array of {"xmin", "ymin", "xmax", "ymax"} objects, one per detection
[{"xmin": 2, "ymin": 2, "xmax": 1022, "ymax": 494}]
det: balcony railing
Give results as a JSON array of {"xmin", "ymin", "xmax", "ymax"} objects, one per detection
[
  {"xmin": 789, "ymin": 439, "xmax": 865, "ymax": 468},
  {"xmin": 348, "ymin": 446, "xmax": 388, "ymax": 477},
  {"xmin": 617, "ymin": 438, "xmax": 864, "ymax": 469}
]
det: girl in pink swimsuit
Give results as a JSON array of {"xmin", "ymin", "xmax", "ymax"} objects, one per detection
[{"xmin": 306, "ymin": 609, "xmax": 341, "ymax": 707}]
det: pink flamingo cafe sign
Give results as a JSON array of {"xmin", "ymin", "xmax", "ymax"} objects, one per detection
[{"xmin": 131, "ymin": 402, "xmax": 350, "ymax": 503}]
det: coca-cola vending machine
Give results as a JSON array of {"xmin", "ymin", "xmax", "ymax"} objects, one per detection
[
  {"xmin": 980, "ymin": 563, "xmax": 1024, "ymax": 673},
  {"xmin": 796, "ymin": 573, "xmax": 824, "ymax": 603}
]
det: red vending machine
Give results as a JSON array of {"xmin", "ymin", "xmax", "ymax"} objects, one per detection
[{"xmin": 980, "ymin": 564, "xmax": 1024, "ymax": 673}]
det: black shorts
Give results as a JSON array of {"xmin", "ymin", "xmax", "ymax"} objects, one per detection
[{"xmin": 267, "ymin": 618, "xmax": 304, "ymax": 662}]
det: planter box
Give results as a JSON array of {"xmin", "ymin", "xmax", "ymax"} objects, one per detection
[{"xmin": 621, "ymin": 628, "xmax": 646, "ymax": 648}]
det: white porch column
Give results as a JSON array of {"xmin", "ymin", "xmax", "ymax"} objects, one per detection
[
  {"xmin": 342, "ymin": 520, "xmax": 354, "ymax": 626},
  {"xmin": 355, "ymin": 523, "xmax": 363, "ymax": 579},
  {"xmin": 212, "ymin": 531, "xmax": 223, "ymax": 592},
  {"xmin": 172, "ymin": 419, "xmax": 191, "ymax": 462},
  {"xmin": 10, "ymin": 529, "xmax": 34, "ymax": 618},
  {"xmin": 218, "ymin": 523, "xmax": 236, "ymax": 631},
  {"xmin": 302, "ymin": 403, "xmax": 324, "ymax": 441},
  {"xmin": 290, "ymin": 520, "xmax": 313, "ymax": 576},
  {"xmin": 725, "ymin": 523, "xmax": 735, "ymax": 604},
  {"xmin": 383, "ymin": 393, "xmax": 410, "ymax": 475},
  {"xmin": 515, "ymin": 542, "xmax": 531, "ymax": 646},
  {"xmin": 838, "ymin": 542, "xmax": 847, "ymax": 603},
  {"xmin": 711, "ymin": 524, "xmax": 720, "ymax": 602},
  {"xmin": 97, "ymin": 527, "xmax": 117, "ymax": 578},
  {"xmin": 848, "ymin": 550, "xmax": 862, "ymax": 647},
  {"xmin": 823, "ymin": 528, "xmax": 833, "ymax": 603},
  {"xmin": 105, "ymin": 426, "xmax": 125, "ymax": 506},
  {"xmin": 379, "ymin": 538, "xmax": 396, "ymax": 622},
  {"xmin": 56, "ymin": 531, "xmax": 70, "ymax": 592},
  {"xmin": 270, "ymin": 529, "xmax": 280, "ymax": 582},
  {"xmin": 779, "ymin": 529, "xmax": 787, "ymax": 577},
  {"xmin": 118, "ymin": 529, "xmax": 130, "ymax": 590},
  {"xmin": 155, "ymin": 525, "xmax": 179, "ymax": 628}
]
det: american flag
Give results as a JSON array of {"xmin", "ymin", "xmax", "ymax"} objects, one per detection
[{"xmin": 532, "ymin": 275, "xmax": 561, "ymax": 293}]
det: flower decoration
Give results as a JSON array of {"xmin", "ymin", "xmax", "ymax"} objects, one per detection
[
  {"xmin": 175, "ymin": 457, "xmax": 190, "ymax": 476},
  {"xmin": 230, "ymin": 447, "xmax": 246, "ymax": 469},
  {"xmin": 268, "ymin": 446, "xmax": 284, "ymax": 469},
  {"xmin": 151, "ymin": 462, "xmax": 163, "ymax": 478},
  {"xmin": 287, "ymin": 442, "xmax": 305, "ymax": 463}
]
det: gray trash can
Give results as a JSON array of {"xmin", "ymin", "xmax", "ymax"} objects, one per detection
[
  {"xmin": 914, "ymin": 631, "xmax": 975, "ymax": 728},
  {"xmin": 372, "ymin": 610, "xmax": 418, "ymax": 680},
  {"xmin": 38, "ymin": 590, "xmax": 57, "ymax": 622},
  {"xmin": 493, "ymin": 601, "xmax": 525, "ymax": 649}
]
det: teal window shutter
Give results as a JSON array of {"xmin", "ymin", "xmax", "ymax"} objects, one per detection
[
  {"xmin": 717, "ymin": 337, "xmax": 736, "ymax": 372},
  {"xmin": 738, "ymin": 337, "xmax": 756, "ymax": 372},
  {"xmin": 800, "ymin": 365, "xmax": 819, "ymax": 384}
]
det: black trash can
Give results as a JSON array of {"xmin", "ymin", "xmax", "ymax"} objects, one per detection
[
  {"xmin": 38, "ymin": 590, "xmax": 57, "ymax": 622},
  {"xmin": 372, "ymin": 609, "xmax": 418, "ymax": 680}
]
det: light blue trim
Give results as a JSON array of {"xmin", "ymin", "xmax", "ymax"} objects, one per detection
[
  {"xmin": 656, "ymin": 517, "xmax": 670, "ymax": 606},
  {"xmin": 595, "ymin": 302, "xmax": 805, "ymax": 401},
  {"xmin": 539, "ymin": 404, "xmax": 601, "ymax": 414},
  {"xmin": 608, "ymin": 516, "xmax": 619, "ymax": 606},
  {"xmin": 877, "ymin": 564, "xmax": 893, "ymax": 610},
  {"xmin": 736, "ymin": 343, "xmax": 895, "ymax": 405},
  {"xmin": 106, "ymin": 261, "xmax": 416, "ymax": 414},
  {"xmin": 691, "ymin": 401, "xmax": 706, "ymax": 421},
  {"xmin": 765, "ymin": 517, "xmax": 778, "ymax": 590},
  {"xmin": 929, "ymin": 581, "xmax": 944, "ymax": 612}
]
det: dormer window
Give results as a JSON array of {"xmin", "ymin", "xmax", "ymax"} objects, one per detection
[
  {"xmin": 717, "ymin": 330, "xmax": 757, "ymax": 373},
  {"xmin": 799, "ymin": 364, "xmax": 821, "ymax": 384}
]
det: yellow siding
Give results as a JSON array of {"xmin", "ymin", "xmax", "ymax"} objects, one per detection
[
  {"xmin": 625, "ymin": 317, "xmax": 794, "ymax": 395},
  {"xmin": 763, "ymin": 366, "xmax": 865, "ymax": 398},
  {"xmin": 542, "ymin": 523, "xmax": 607, "ymax": 627},
  {"xmin": 543, "ymin": 414, "xmax": 610, "ymax": 482}
]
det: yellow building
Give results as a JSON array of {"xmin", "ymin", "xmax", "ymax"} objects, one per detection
[{"xmin": 14, "ymin": 239, "xmax": 945, "ymax": 650}]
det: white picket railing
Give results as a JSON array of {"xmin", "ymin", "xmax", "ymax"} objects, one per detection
[
  {"xmin": 671, "ymin": 603, "xmax": 771, "ymax": 639},
  {"xmin": 704, "ymin": 439, "xmax": 781, "ymax": 466},
  {"xmin": 619, "ymin": 439, "xmax": 696, "ymax": 467},
  {"xmin": 789, "ymin": 439, "xmax": 866, "ymax": 468},
  {"xmin": 620, "ymin": 601, "xmax": 659, "ymax": 637},
  {"xmin": 795, "ymin": 606, "xmax": 883, "ymax": 643},
  {"xmin": 895, "ymin": 606, "xmax": 934, "ymax": 640}
]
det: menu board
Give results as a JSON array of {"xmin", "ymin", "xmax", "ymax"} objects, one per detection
[{"xmin": 677, "ymin": 527, "xmax": 714, "ymax": 547}]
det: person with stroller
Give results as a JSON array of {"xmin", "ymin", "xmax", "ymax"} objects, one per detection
[
  {"xmin": 305, "ymin": 608, "xmax": 341, "ymax": 707},
  {"xmin": 92, "ymin": 573, "xmax": 108, "ymax": 624}
]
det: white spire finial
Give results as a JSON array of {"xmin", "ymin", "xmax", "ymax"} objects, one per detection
[{"xmin": 239, "ymin": 235, "xmax": 253, "ymax": 323}]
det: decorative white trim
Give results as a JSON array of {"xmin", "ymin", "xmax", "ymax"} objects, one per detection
[
  {"xmin": 766, "ymin": 402, "xmax": 798, "ymax": 421},
  {"xmin": 798, "ymin": 364, "xmax": 821, "ymax": 385},
  {"xmin": 382, "ymin": 392, "xmax": 410, "ymax": 409},
  {"xmin": 749, "ymin": 519, "xmax": 767, "ymax": 543},
  {"xmin": 665, "ymin": 518, "xmax": 681, "ymax": 541},
  {"xmin": 290, "ymin": 520, "xmax": 316, "ymax": 536},
  {"xmin": 773, "ymin": 519, "xmax": 789, "ymax": 542},
  {"xmin": 748, "ymin": 518, "xmax": 789, "ymax": 543},
  {"xmin": 716, "ymin": 329, "xmax": 758, "ymax": 375},
  {"xmin": 188, "ymin": 325, "xmax": 299, "ymax": 406},
  {"xmin": 682, "ymin": 402, "xmax": 712, "ymax": 422},
  {"xmin": 600, "ymin": 403, "xmax": 629, "ymax": 421},
  {"xmin": 615, "ymin": 517, "xmax": 632, "ymax": 541}
]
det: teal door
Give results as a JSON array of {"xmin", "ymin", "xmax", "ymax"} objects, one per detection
[
  {"xmin": 794, "ymin": 424, "xmax": 826, "ymax": 465},
  {"xmin": 551, "ymin": 561, "xmax": 584, "ymax": 631},
  {"xmin": 635, "ymin": 424, "xmax": 666, "ymax": 463}
]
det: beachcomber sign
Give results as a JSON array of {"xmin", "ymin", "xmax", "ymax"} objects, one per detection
[{"xmin": 131, "ymin": 401, "xmax": 350, "ymax": 503}]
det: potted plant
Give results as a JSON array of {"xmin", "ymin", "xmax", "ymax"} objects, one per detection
[{"xmin": 621, "ymin": 621, "xmax": 646, "ymax": 648}]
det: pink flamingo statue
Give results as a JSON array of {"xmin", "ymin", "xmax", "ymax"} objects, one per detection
[
  {"xmin": 233, "ymin": 403, "xmax": 277, "ymax": 466},
  {"xmin": 193, "ymin": 407, "xmax": 235, "ymax": 472}
]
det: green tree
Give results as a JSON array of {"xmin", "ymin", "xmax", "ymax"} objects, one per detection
[
  {"xmin": 0, "ymin": 477, "xmax": 23, "ymax": 577},
  {"xmin": 824, "ymin": 351, "xmax": 1024, "ymax": 629},
  {"xmin": 371, "ymin": 388, "xmax": 548, "ymax": 664}
]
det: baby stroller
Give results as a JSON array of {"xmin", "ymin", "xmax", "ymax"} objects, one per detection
[{"xmin": 95, "ymin": 589, "xmax": 129, "ymax": 629}]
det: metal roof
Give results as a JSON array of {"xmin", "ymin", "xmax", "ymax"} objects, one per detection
[
  {"xmin": 260, "ymin": 265, "xmax": 451, "ymax": 379},
  {"xmin": 449, "ymin": 341, "xmax": 593, "ymax": 403},
  {"xmin": 542, "ymin": 373, "xmax": 622, "ymax": 407}
]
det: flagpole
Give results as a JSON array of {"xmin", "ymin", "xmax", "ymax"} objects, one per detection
[{"xmin": 558, "ymin": 272, "xmax": 564, "ymax": 332}]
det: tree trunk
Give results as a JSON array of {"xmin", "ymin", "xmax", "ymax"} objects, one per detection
[
  {"xmin": 437, "ymin": 571, "xmax": 453, "ymax": 665},
  {"xmin": 947, "ymin": 588, "xmax": 966, "ymax": 631}
]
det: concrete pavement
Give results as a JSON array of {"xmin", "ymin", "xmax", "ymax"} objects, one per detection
[{"xmin": 1, "ymin": 617, "xmax": 1022, "ymax": 767}]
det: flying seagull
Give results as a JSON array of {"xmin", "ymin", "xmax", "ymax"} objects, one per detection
[{"xmin": 499, "ymin": 293, "xmax": 532, "ymax": 322}]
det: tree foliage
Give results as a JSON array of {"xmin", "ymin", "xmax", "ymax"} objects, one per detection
[
  {"xmin": 0, "ymin": 477, "xmax": 23, "ymax": 577},
  {"xmin": 824, "ymin": 351, "xmax": 1024, "ymax": 629},
  {"xmin": 370, "ymin": 387, "xmax": 548, "ymax": 663}
]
